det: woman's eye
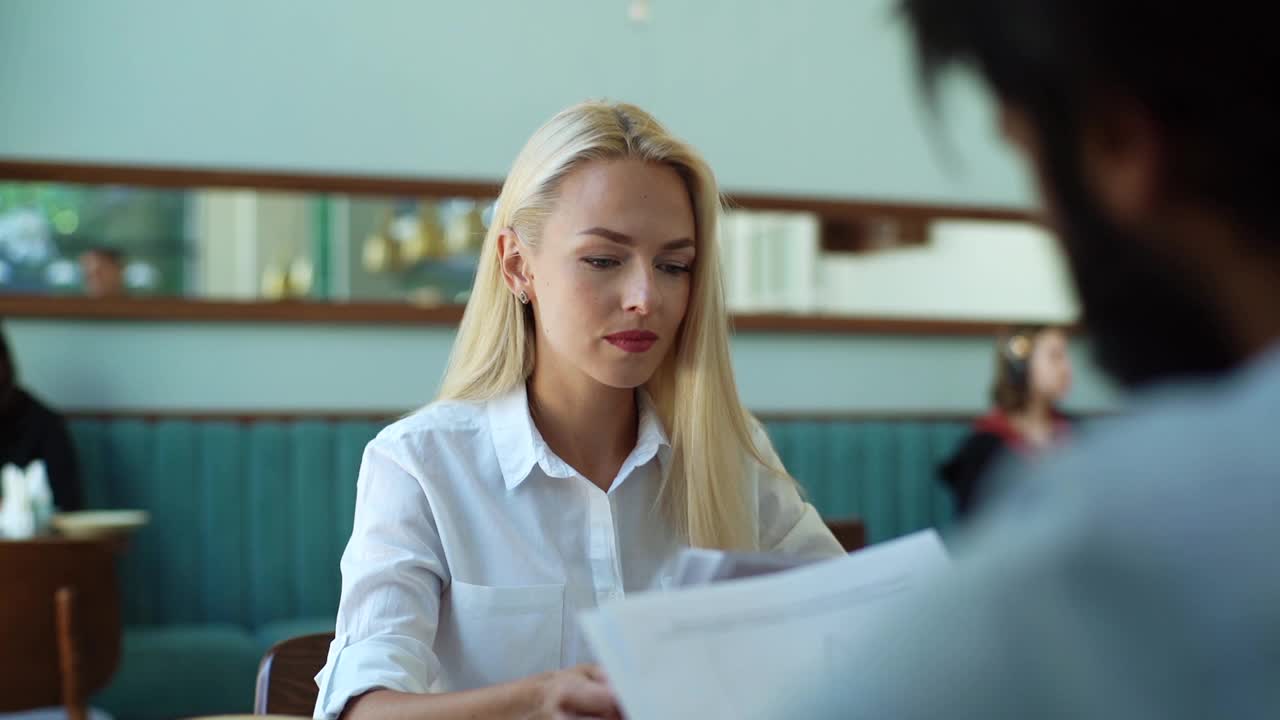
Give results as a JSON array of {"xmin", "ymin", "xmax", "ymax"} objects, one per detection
[
  {"xmin": 658, "ymin": 262, "xmax": 692, "ymax": 275},
  {"xmin": 582, "ymin": 257, "xmax": 621, "ymax": 270}
]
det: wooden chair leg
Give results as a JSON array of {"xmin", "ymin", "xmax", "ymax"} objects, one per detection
[{"xmin": 55, "ymin": 587, "xmax": 87, "ymax": 720}]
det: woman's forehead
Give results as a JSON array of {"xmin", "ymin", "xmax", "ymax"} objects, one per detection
[{"xmin": 549, "ymin": 159, "xmax": 695, "ymax": 237}]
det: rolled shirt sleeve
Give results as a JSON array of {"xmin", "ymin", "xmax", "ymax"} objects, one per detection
[{"xmin": 314, "ymin": 440, "xmax": 448, "ymax": 719}]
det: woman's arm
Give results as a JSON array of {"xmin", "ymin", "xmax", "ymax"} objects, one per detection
[
  {"xmin": 343, "ymin": 665, "xmax": 620, "ymax": 720},
  {"xmin": 317, "ymin": 440, "xmax": 451, "ymax": 717},
  {"xmin": 318, "ymin": 439, "xmax": 623, "ymax": 720}
]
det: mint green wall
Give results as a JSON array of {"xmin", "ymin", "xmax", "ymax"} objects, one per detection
[
  {"xmin": 4, "ymin": 319, "xmax": 1120, "ymax": 414},
  {"xmin": 0, "ymin": 0, "xmax": 1031, "ymax": 207},
  {"xmin": 0, "ymin": 1, "xmax": 1092, "ymax": 416}
]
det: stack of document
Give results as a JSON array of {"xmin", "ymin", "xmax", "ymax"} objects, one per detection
[{"xmin": 582, "ymin": 530, "xmax": 950, "ymax": 720}]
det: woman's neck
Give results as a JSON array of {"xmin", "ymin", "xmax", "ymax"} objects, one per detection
[{"xmin": 527, "ymin": 366, "xmax": 638, "ymax": 492}]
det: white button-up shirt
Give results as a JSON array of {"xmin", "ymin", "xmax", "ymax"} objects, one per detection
[{"xmin": 314, "ymin": 385, "xmax": 843, "ymax": 718}]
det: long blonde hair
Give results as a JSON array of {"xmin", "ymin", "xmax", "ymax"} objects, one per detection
[{"xmin": 439, "ymin": 100, "xmax": 770, "ymax": 550}]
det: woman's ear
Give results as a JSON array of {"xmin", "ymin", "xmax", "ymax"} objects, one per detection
[{"xmin": 498, "ymin": 228, "xmax": 534, "ymax": 302}]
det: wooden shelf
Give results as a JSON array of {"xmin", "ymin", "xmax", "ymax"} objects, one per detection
[
  {"xmin": 0, "ymin": 158, "xmax": 503, "ymax": 199},
  {"xmin": 0, "ymin": 157, "xmax": 1035, "ymax": 221},
  {"xmin": 0, "ymin": 295, "xmax": 1037, "ymax": 336},
  {"xmin": 63, "ymin": 407, "xmax": 988, "ymax": 422},
  {"xmin": 0, "ymin": 158, "xmax": 1049, "ymax": 337},
  {"xmin": 730, "ymin": 313, "xmax": 1015, "ymax": 336},
  {"xmin": 0, "ymin": 295, "xmax": 465, "ymax": 325}
]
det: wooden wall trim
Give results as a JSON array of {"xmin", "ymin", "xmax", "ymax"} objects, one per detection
[
  {"xmin": 0, "ymin": 295, "xmax": 466, "ymax": 325},
  {"xmin": 724, "ymin": 191, "xmax": 1034, "ymax": 223},
  {"xmin": 729, "ymin": 313, "xmax": 1016, "ymax": 336},
  {"xmin": 0, "ymin": 157, "xmax": 1035, "ymax": 221},
  {"xmin": 0, "ymin": 295, "xmax": 1044, "ymax": 335},
  {"xmin": 64, "ymin": 409, "xmax": 985, "ymax": 423},
  {"xmin": 0, "ymin": 158, "xmax": 502, "ymax": 199},
  {"xmin": 65, "ymin": 410, "xmax": 400, "ymax": 423},
  {"xmin": 1, "ymin": 158, "xmax": 1049, "ymax": 335}
]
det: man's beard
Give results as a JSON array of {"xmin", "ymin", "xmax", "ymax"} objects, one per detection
[{"xmin": 1038, "ymin": 122, "xmax": 1241, "ymax": 389}]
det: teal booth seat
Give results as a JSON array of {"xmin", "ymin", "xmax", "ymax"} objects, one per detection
[{"xmin": 68, "ymin": 415, "xmax": 964, "ymax": 720}]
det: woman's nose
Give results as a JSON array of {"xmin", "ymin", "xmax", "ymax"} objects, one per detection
[{"xmin": 624, "ymin": 267, "xmax": 656, "ymax": 315}]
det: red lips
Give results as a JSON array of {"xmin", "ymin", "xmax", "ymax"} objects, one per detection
[{"xmin": 604, "ymin": 330, "xmax": 658, "ymax": 353}]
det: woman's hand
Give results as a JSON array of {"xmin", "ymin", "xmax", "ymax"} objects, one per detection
[
  {"xmin": 529, "ymin": 664, "xmax": 623, "ymax": 719},
  {"xmin": 341, "ymin": 665, "xmax": 623, "ymax": 720}
]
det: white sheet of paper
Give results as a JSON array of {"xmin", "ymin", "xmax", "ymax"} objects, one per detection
[
  {"xmin": 581, "ymin": 529, "xmax": 950, "ymax": 720},
  {"xmin": 665, "ymin": 546, "xmax": 828, "ymax": 587}
]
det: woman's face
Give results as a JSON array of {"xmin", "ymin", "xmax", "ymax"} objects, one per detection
[
  {"xmin": 508, "ymin": 158, "xmax": 697, "ymax": 391},
  {"xmin": 1029, "ymin": 329, "xmax": 1074, "ymax": 404}
]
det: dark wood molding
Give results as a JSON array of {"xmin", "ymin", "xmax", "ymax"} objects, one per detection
[
  {"xmin": 64, "ymin": 407, "xmax": 1106, "ymax": 423},
  {"xmin": 723, "ymin": 191, "xmax": 1035, "ymax": 223},
  {"xmin": 66, "ymin": 409, "xmax": 402, "ymax": 423},
  {"xmin": 0, "ymin": 295, "xmax": 1059, "ymax": 335},
  {"xmin": 0, "ymin": 158, "xmax": 502, "ymax": 199},
  {"xmin": 0, "ymin": 295, "xmax": 466, "ymax": 325},
  {"xmin": 730, "ymin": 313, "xmax": 1017, "ymax": 336},
  {"xmin": 0, "ymin": 157, "xmax": 1036, "ymax": 221},
  {"xmin": 64, "ymin": 408, "xmax": 985, "ymax": 423}
]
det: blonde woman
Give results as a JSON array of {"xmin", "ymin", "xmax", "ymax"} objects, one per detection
[{"xmin": 315, "ymin": 101, "xmax": 843, "ymax": 720}]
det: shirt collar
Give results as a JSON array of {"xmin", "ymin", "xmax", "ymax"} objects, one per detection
[{"xmin": 486, "ymin": 383, "xmax": 672, "ymax": 491}]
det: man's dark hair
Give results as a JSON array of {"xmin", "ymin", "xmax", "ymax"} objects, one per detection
[
  {"xmin": 899, "ymin": 0, "xmax": 1273, "ymax": 387},
  {"xmin": 899, "ymin": 1, "xmax": 1277, "ymax": 244}
]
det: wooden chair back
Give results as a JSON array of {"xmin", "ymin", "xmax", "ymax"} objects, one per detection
[
  {"xmin": 825, "ymin": 517, "xmax": 868, "ymax": 552},
  {"xmin": 254, "ymin": 632, "xmax": 335, "ymax": 716},
  {"xmin": 0, "ymin": 538, "xmax": 121, "ymax": 717}
]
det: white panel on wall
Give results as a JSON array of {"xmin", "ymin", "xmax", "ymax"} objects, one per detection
[{"xmin": 819, "ymin": 220, "xmax": 1078, "ymax": 321}]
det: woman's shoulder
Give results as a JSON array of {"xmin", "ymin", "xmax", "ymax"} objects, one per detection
[
  {"xmin": 743, "ymin": 414, "xmax": 773, "ymax": 450},
  {"xmin": 371, "ymin": 398, "xmax": 490, "ymax": 451}
]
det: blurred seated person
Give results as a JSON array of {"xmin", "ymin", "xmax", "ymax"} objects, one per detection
[
  {"xmin": 939, "ymin": 325, "xmax": 1073, "ymax": 519},
  {"xmin": 0, "ymin": 328, "xmax": 82, "ymax": 511},
  {"xmin": 78, "ymin": 247, "xmax": 126, "ymax": 298}
]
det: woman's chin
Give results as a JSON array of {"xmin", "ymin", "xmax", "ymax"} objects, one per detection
[{"xmin": 588, "ymin": 365, "xmax": 657, "ymax": 391}]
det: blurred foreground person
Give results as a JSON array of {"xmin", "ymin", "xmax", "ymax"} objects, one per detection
[{"xmin": 782, "ymin": 1, "xmax": 1280, "ymax": 717}]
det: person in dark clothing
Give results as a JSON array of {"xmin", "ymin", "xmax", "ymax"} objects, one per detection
[
  {"xmin": 0, "ymin": 327, "xmax": 82, "ymax": 512},
  {"xmin": 940, "ymin": 325, "xmax": 1073, "ymax": 519}
]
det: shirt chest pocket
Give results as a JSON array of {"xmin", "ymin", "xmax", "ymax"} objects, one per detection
[{"xmin": 439, "ymin": 581, "xmax": 565, "ymax": 689}]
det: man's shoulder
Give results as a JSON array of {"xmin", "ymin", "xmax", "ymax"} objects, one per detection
[
  {"xmin": 988, "ymin": 364, "xmax": 1280, "ymax": 564},
  {"xmin": 1057, "ymin": 368, "xmax": 1275, "ymax": 496}
]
